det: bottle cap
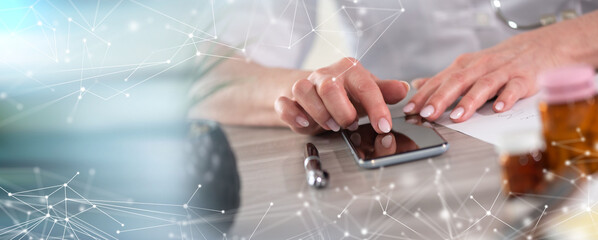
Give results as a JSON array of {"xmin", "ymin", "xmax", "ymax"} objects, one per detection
[
  {"xmin": 538, "ymin": 64, "xmax": 596, "ymax": 104},
  {"xmin": 495, "ymin": 130, "xmax": 544, "ymax": 155}
]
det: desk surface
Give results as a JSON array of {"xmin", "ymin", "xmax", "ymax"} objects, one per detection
[{"xmin": 221, "ymin": 124, "xmax": 540, "ymax": 239}]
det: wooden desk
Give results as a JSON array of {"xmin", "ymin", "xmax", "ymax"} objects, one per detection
[{"xmin": 221, "ymin": 123, "xmax": 534, "ymax": 239}]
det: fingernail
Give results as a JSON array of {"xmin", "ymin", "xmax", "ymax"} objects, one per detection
[
  {"xmin": 403, "ymin": 102, "xmax": 415, "ymax": 113},
  {"xmin": 450, "ymin": 107, "xmax": 464, "ymax": 120},
  {"xmin": 295, "ymin": 116, "xmax": 309, "ymax": 127},
  {"xmin": 381, "ymin": 134, "xmax": 393, "ymax": 148},
  {"xmin": 401, "ymin": 81, "xmax": 411, "ymax": 92},
  {"xmin": 348, "ymin": 121, "xmax": 359, "ymax": 131},
  {"xmin": 495, "ymin": 101, "xmax": 505, "ymax": 111},
  {"xmin": 378, "ymin": 118, "xmax": 391, "ymax": 133},
  {"xmin": 420, "ymin": 105, "xmax": 435, "ymax": 118},
  {"xmin": 326, "ymin": 118, "xmax": 340, "ymax": 132}
]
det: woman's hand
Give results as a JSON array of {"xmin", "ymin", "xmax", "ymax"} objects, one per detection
[
  {"xmin": 403, "ymin": 20, "xmax": 581, "ymax": 122},
  {"xmin": 275, "ymin": 57, "xmax": 410, "ymax": 135}
]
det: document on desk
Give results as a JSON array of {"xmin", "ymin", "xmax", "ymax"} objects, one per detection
[
  {"xmin": 437, "ymin": 76, "xmax": 598, "ymax": 146},
  {"xmin": 436, "ymin": 94, "xmax": 542, "ymax": 146}
]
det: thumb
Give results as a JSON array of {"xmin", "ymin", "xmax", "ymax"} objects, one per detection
[{"xmin": 376, "ymin": 80, "xmax": 410, "ymax": 104}]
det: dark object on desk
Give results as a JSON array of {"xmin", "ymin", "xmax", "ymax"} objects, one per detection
[
  {"xmin": 188, "ymin": 120, "xmax": 241, "ymax": 235},
  {"xmin": 304, "ymin": 143, "xmax": 329, "ymax": 188}
]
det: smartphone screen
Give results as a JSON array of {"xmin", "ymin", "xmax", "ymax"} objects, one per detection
[{"xmin": 342, "ymin": 115, "xmax": 448, "ymax": 167}]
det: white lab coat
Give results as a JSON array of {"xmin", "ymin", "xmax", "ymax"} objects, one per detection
[{"xmin": 215, "ymin": 0, "xmax": 597, "ymax": 81}]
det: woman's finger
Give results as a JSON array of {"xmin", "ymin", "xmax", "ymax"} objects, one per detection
[
  {"xmin": 312, "ymin": 76, "xmax": 358, "ymax": 128},
  {"xmin": 292, "ymin": 78, "xmax": 337, "ymax": 131},
  {"xmin": 376, "ymin": 79, "xmax": 410, "ymax": 104},
  {"xmin": 449, "ymin": 71, "xmax": 509, "ymax": 122},
  {"xmin": 493, "ymin": 77, "xmax": 532, "ymax": 112}
]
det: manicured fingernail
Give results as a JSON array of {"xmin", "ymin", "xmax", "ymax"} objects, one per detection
[
  {"xmin": 378, "ymin": 118, "xmax": 391, "ymax": 133},
  {"xmin": 403, "ymin": 102, "xmax": 415, "ymax": 113},
  {"xmin": 401, "ymin": 81, "xmax": 411, "ymax": 92},
  {"xmin": 420, "ymin": 105, "xmax": 435, "ymax": 118},
  {"xmin": 348, "ymin": 121, "xmax": 359, "ymax": 131},
  {"xmin": 450, "ymin": 107, "xmax": 464, "ymax": 120},
  {"xmin": 381, "ymin": 134, "xmax": 393, "ymax": 148},
  {"xmin": 326, "ymin": 118, "xmax": 340, "ymax": 132},
  {"xmin": 295, "ymin": 116, "xmax": 309, "ymax": 127},
  {"xmin": 495, "ymin": 101, "xmax": 505, "ymax": 111}
]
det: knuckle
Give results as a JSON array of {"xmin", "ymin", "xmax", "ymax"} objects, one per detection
[
  {"xmin": 353, "ymin": 78, "xmax": 378, "ymax": 95},
  {"xmin": 292, "ymin": 79, "xmax": 313, "ymax": 97},
  {"xmin": 316, "ymin": 78, "xmax": 339, "ymax": 97},
  {"xmin": 478, "ymin": 77, "xmax": 496, "ymax": 88},
  {"xmin": 448, "ymin": 72, "xmax": 467, "ymax": 86},
  {"xmin": 454, "ymin": 53, "xmax": 473, "ymax": 66}
]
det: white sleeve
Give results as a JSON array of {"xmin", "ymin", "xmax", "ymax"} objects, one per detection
[{"xmin": 212, "ymin": 0, "xmax": 318, "ymax": 69}]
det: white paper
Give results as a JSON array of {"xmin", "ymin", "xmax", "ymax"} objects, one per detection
[
  {"xmin": 436, "ymin": 95, "xmax": 543, "ymax": 146},
  {"xmin": 436, "ymin": 76, "xmax": 598, "ymax": 146}
]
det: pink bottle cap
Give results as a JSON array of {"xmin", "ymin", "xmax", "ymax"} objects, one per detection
[{"xmin": 538, "ymin": 64, "xmax": 596, "ymax": 104}]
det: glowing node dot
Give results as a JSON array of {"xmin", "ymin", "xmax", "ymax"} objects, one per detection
[
  {"xmin": 383, "ymin": 211, "xmax": 387, "ymax": 215},
  {"xmin": 45, "ymin": 214, "xmax": 50, "ymax": 218},
  {"xmin": 360, "ymin": 228, "xmax": 368, "ymax": 235},
  {"xmin": 92, "ymin": 205, "xmax": 97, "ymax": 208},
  {"xmin": 493, "ymin": 228, "xmax": 497, "ymax": 232},
  {"xmin": 125, "ymin": 93, "xmax": 130, "ymax": 98},
  {"xmin": 183, "ymin": 204, "xmax": 188, "ymax": 209},
  {"xmin": 353, "ymin": 62, "xmax": 357, "ymax": 66},
  {"xmin": 45, "ymin": 195, "xmax": 48, "ymax": 199},
  {"xmin": 198, "ymin": 184, "xmax": 202, "ymax": 188},
  {"xmin": 527, "ymin": 235, "xmax": 532, "ymax": 240},
  {"xmin": 486, "ymin": 211, "xmax": 491, "ymax": 216},
  {"xmin": 116, "ymin": 230, "xmax": 120, "ymax": 234},
  {"xmin": 80, "ymin": 87, "xmax": 86, "ymax": 92},
  {"xmin": 53, "ymin": 219, "xmax": 57, "ymax": 223},
  {"xmin": 221, "ymin": 210, "xmax": 225, "ymax": 214},
  {"xmin": 7, "ymin": 193, "xmax": 11, "ymax": 197},
  {"xmin": 587, "ymin": 207, "xmax": 592, "ymax": 212},
  {"xmin": 82, "ymin": 38, "xmax": 87, "ymax": 43},
  {"xmin": 0, "ymin": 92, "xmax": 6, "ymax": 99},
  {"xmin": 269, "ymin": 202, "xmax": 274, "ymax": 206},
  {"xmin": 311, "ymin": 29, "xmax": 315, "ymax": 32},
  {"xmin": 485, "ymin": 167, "xmax": 490, "ymax": 172},
  {"xmin": 166, "ymin": 60, "xmax": 171, "ymax": 64},
  {"xmin": 551, "ymin": 141, "xmax": 556, "ymax": 146},
  {"xmin": 565, "ymin": 160, "xmax": 571, "ymax": 166},
  {"xmin": 27, "ymin": 211, "xmax": 31, "ymax": 215},
  {"xmin": 37, "ymin": 21, "xmax": 42, "ymax": 26},
  {"xmin": 49, "ymin": 206, "xmax": 53, "ymax": 209},
  {"xmin": 344, "ymin": 232, "xmax": 349, "ymax": 237},
  {"xmin": 585, "ymin": 150, "xmax": 591, "ymax": 156},
  {"xmin": 65, "ymin": 218, "xmax": 69, "ymax": 222},
  {"xmin": 91, "ymin": 28, "xmax": 95, "ymax": 32},
  {"xmin": 63, "ymin": 183, "xmax": 68, "ymax": 187},
  {"xmin": 570, "ymin": 179, "xmax": 575, "ymax": 184},
  {"xmin": 68, "ymin": 17, "xmax": 72, "ymax": 22},
  {"xmin": 188, "ymin": 33, "xmax": 194, "ymax": 38},
  {"xmin": 124, "ymin": 78, "xmax": 128, "ymax": 82},
  {"xmin": 121, "ymin": 224, "xmax": 124, "ymax": 227},
  {"xmin": 401, "ymin": 8, "xmax": 406, "ymax": 12},
  {"xmin": 107, "ymin": 42, "xmax": 111, "ymax": 46},
  {"xmin": 337, "ymin": 214, "xmax": 341, "ymax": 218},
  {"xmin": 469, "ymin": 195, "xmax": 474, "ymax": 199},
  {"xmin": 196, "ymin": 51, "xmax": 201, "ymax": 56}
]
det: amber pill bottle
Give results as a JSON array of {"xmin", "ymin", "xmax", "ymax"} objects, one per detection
[
  {"xmin": 538, "ymin": 65, "xmax": 597, "ymax": 177},
  {"xmin": 497, "ymin": 131, "xmax": 546, "ymax": 196}
]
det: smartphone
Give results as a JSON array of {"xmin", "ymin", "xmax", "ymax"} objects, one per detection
[{"xmin": 341, "ymin": 115, "xmax": 449, "ymax": 168}]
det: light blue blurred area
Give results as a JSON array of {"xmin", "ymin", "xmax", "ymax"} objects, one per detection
[{"xmin": 0, "ymin": 0, "xmax": 224, "ymax": 132}]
